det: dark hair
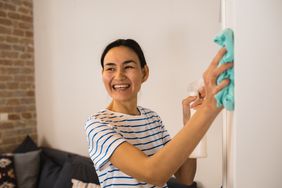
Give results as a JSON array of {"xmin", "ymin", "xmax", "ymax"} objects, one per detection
[{"xmin": 100, "ymin": 39, "xmax": 147, "ymax": 68}]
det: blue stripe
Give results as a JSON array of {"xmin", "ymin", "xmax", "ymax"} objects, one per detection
[
  {"xmin": 98, "ymin": 168, "xmax": 120, "ymax": 178},
  {"xmin": 85, "ymin": 121, "xmax": 108, "ymax": 132},
  {"xmin": 103, "ymin": 182, "xmax": 147, "ymax": 188},
  {"xmin": 88, "ymin": 127, "xmax": 114, "ymax": 153},
  {"xmin": 92, "ymin": 134, "xmax": 116, "ymax": 161},
  {"xmin": 119, "ymin": 123, "xmax": 160, "ymax": 134},
  {"xmin": 134, "ymin": 137, "xmax": 163, "ymax": 147},
  {"xmin": 90, "ymin": 131, "xmax": 116, "ymax": 157},
  {"xmin": 141, "ymin": 142, "xmax": 163, "ymax": 152},
  {"xmin": 95, "ymin": 138, "xmax": 124, "ymax": 167},
  {"xmin": 124, "ymin": 130, "xmax": 164, "ymax": 140},
  {"xmin": 119, "ymin": 120, "xmax": 161, "ymax": 128}
]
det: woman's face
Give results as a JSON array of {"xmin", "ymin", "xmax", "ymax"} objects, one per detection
[{"xmin": 102, "ymin": 46, "xmax": 148, "ymax": 104}]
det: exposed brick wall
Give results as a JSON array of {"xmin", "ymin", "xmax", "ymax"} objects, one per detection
[{"xmin": 0, "ymin": 0, "xmax": 37, "ymax": 153}]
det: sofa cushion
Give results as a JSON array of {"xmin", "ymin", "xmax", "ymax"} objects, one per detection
[
  {"xmin": 14, "ymin": 150, "xmax": 41, "ymax": 188},
  {"xmin": 13, "ymin": 135, "xmax": 38, "ymax": 153},
  {"xmin": 71, "ymin": 155, "xmax": 99, "ymax": 185},
  {"xmin": 53, "ymin": 158, "xmax": 73, "ymax": 188},
  {"xmin": 38, "ymin": 153, "xmax": 62, "ymax": 188},
  {"xmin": 0, "ymin": 154, "xmax": 17, "ymax": 187},
  {"xmin": 71, "ymin": 178, "xmax": 100, "ymax": 188}
]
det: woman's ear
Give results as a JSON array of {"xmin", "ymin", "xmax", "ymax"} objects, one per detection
[{"xmin": 142, "ymin": 65, "xmax": 149, "ymax": 83}]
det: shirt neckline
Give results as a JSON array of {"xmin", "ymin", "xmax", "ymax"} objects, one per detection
[{"xmin": 105, "ymin": 106, "xmax": 143, "ymax": 118}]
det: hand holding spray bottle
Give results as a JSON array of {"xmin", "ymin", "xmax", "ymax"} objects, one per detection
[{"xmin": 187, "ymin": 80, "xmax": 208, "ymax": 158}]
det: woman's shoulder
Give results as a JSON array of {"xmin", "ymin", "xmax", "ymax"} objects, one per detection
[{"xmin": 138, "ymin": 106, "xmax": 160, "ymax": 118}]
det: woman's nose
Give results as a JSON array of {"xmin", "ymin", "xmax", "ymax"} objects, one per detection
[{"xmin": 115, "ymin": 69, "xmax": 126, "ymax": 80}]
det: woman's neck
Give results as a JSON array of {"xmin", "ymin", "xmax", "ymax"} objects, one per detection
[{"xmin": 107, "ymin": 100, "xmax": 140, "ymax": 115}]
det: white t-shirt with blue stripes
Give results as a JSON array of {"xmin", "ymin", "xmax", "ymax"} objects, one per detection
[{"xmin": 85, "ymin": 106, "xmax": 171, "ymax": 188}]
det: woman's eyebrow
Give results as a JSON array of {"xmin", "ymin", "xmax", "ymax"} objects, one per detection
[
  {"xmin": 104, "ymin": 62, "xmax": 116, "ymax": 67},
  {"xmin": 104, "ymin": 60, "xmax": 137, "ymax": 67},
  {"xmin": 123, "ymin": 60, "xmax": 137, "ymax": 65}
]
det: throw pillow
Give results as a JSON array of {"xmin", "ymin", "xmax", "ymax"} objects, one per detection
[
  {"xmin": 53, "ymin": 158, "xmax": 73, "ymax": 188},
  {"xmin": 71, "ymin": 156, "xmax": 99, "ymax": 185},
  {"xmin": 13, "ymin": 135, "xmax": 38, "ymax": 153},
  {"xmin": 38, "ymin": 154, "xmax": 62, "ymax": 188},
  {"xmin": 0, "ymin": 154, "xmax": 17, "ymax": 188},
  {"xmin": 71, "ymin": 178, "xmax": 100, "ymax": 188},
  {"xmin": 14, "ymin": 150, "xmax": 41, "ymax": 188}
]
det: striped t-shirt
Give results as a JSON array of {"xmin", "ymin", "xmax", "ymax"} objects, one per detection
[{"xmin": 85, "ymin": 106, "xmax": 171, "ymax": 188}]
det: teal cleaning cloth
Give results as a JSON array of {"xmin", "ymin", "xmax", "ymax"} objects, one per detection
[{"xmin": 214, "ymin": 28, "xmax": 234, "ymax": 111}]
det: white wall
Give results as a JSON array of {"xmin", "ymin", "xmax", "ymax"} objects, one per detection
[
  {"xmin": 33, "ymin": 1, "xmax": 223, "ymax": 187},
  {"xmin": 233, "ymin": 0, "xmax": 282, "ymax": 187}
]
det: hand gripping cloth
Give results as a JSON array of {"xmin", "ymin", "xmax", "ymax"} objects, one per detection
[{"xmin": 214, "ymin": 28, "xmax": 234, "ymax": 111}]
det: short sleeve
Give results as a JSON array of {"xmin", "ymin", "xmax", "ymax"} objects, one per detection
[
  {"xmin": 153, "ymin": 113, "xmax": 171, "ymax": 145},
  {"xmin": 85, "ymin": 117, "xmax": 126, "ymax": 171}
]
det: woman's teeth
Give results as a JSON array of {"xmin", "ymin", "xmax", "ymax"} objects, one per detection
[{"xmin": 113, "ymin": 84, "xmax": 130, "ymax": 89}]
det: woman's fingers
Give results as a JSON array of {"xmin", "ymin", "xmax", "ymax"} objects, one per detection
[
  {"xmin": 215, "ymin": 62, "xmax": 233, "ymax": 77},
  {"xmin": 191, "ymin": 98, "xmax": 204, "ymax": 109},
  {"xmin": 211, "ymin": 48, "xmax": 227, "ymax": 67},
  {"xmin": 212, "ymin": 79, "xmax": 230, "ymax": 95},
  {"xmin": 182, "ymin": 96, "xmax": 197, "ymax": 107}
]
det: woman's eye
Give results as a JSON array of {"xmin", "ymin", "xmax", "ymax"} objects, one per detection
[{"xmin": 106, "ymin": 67, "xmax": 115, "ymax": 71}]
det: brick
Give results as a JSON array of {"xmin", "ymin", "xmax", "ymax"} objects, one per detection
[
  {"xmin": 0, "ymin": 106, "xmax": 14, "ymax": 113},
  {"xmin": 18, "ymin": 7, "xmax": 30, "ymax": 15},
  {"xmin": 20, "ymin": 98, "xmax": 34, "ymax": 104},
  {"xmin": 8, "ymin": 113, "xmax": 20, "ymax": 120},
  {"xmin": 13, "ymin": 106, "xmax": 26, "ymax": 113},
  {"xmin": 1, "ymin": 51, "xmax": 19, "ymax": 58},
  {"xmin": 20, "ymin": 15, "xmax": 32, "ymax": 22},
  {"xmin": 13, "ymin": 28, "xmax": 25, "ymax": 36},
  {"xmin": 19, "ymin": 38, "xmax": 32, "ymax": 45},
  {"xmin": 0, "ymin": 18, "xmax": 12, "ymax": 26},
  {"xmin": 25, "ymin": 30, "xmax": 32, "ymax": 37},
  {"xmin": 0, "ymin": 10, "xmax": 6, "ymax": 17},
  {"xmin": 0, "ymin": 67, "xmax": 20, "ymax": 74},
  {"xmin": 0, "ymin": 122, "xmax": 15, "ymax": 129},
  {"xmin": 0, "ymin": 25, "xmax": 11, "ymax": 34},
  {"xmin": 12, "ymin": 44, "xmax": 25, "ymax": 52},
  {"xmin": 7, "ymin": 99, "xmax": 20, "ymax": 105},
  {"xmin": 21, "ymin": 112, "xmax": 32, "ymax": 119},
  {"xmin": 20, "ymin": 83, "xmax": 33, "ymax": 89},
  {"xmin": 25, "ymin": 60, "xmax": 33, "ymax": 66},
  {"xmin": 26, "ymin": 90, "xmax": 34, "ymax": 97},
  {"xmin": 18, "ymin": 22, "xmax": 32, "ymax": 29},
  {"xmin": 0, "ymin": 91, "xmax": 11, "ymax": 97},
  {"xmin": 20, "ymin": 53, "xmax": 32, "ymax": 59},
  {"xmin": 14, "ymin": 75, "xmax": 27, "ymax": 81},
  {"xmin": 6, "ymin": 36, "xmax": 19, "ymax": 43},
  {"xmin": 0, "ymin": 36, "xmax": 5, "ymax": 42},
  {"xmin": 0, "ymin": 83, "xmax": 6, "ymax": 89},
  {"xmin": 0, "ymin": 59, "xmax": 13, "ymax": 66},
  {"xmin": 26, "ymin": 76, "xmax": 34, "ymax": 82},
  {"xmin": 22, "ymin": 1, "xmax": 32, "ymax": 8},
  {"xmin": 8, "ymin": 12, "xmax": 20, "ymax": 20},
  {"xmin": 3, "ymin": 3, "xmax": 16, "ymax": 11},
  {"xmin": 14, "ymin": 60, "xmax": 25, "ymax": 66},
  {"xmin": 10, "ymin": 91, "xmax": 25, "ymax": 97},
  {"xmin": 6, "ymin": 82, "xmax": 19, "ymax": 89},
  {"xmin": 0, "ymin": 75, "xmax": 12, "ymax": 81},
  {"xmin": 0, "ymin": 43, "xmax": 12, "ymax": 50}
]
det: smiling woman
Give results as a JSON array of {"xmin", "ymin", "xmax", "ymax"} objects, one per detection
[
  {"xmin": 84, "ymin": 39, "xmax": 232, "ymax": 188},
  {"xmin": 102, "ymin": 43, "xmax": 149, "ymax": 112}
]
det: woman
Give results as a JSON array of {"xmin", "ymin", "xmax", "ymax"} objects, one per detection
[{"xmin": 85, "ymin": 39, "xmax": 233, "ymax": 188}]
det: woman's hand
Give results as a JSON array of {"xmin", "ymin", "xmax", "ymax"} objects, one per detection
[
  {"xmin": 182, "ymin": 96, "xmax": 197, "ymax": 125},
  {"xmin": 202, "ymin": 48, "xmax": 233, "ymax": 113}
]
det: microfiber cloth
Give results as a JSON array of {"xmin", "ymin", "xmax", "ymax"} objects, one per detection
[{"xmin": 214, "ymin": 28, "xmax": 234, "ymax": 111}]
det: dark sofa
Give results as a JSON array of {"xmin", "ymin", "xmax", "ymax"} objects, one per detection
[
  {"xmin": 39, "ymin": 147, "xmax": 197, "ymax": 188},
  {"xmin": 1, "ymin": 136, "xmax": 196, "ymax": 188}
]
